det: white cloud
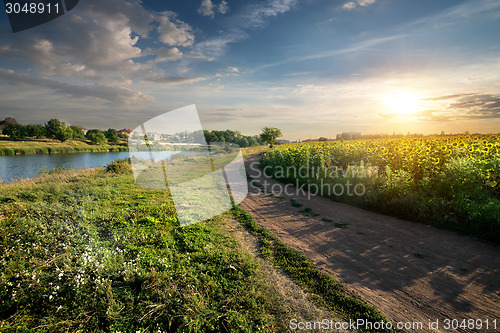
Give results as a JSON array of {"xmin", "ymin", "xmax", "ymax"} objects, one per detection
[
  {"xmin": 0, "ymin": 0, "xmax": 208, "ymax": 113},
  {"xmin": 342, "ymin": 0, "xmax": 376, "ymax": 10},
  {"xmin": 219, "ymin": 1, "xmax": 229, "ymax": 14},
  {"xmin": 242, "ymin": 0, "xmax": 298, "ymax": 28},
  {"xmin": 198, "ymin": 0, "xmax": 216, "ymax": 18},
  {"xmin": 358, "ymin": 0, "xmax": 376, "ymax": 7},
  {"xmin": 156, "ymin": 12, "xmax": 195, "ymax": 47},
  {"xmin": 0, "ymin": 67, "xmax": 154, "ymax": 105},
  {"xmin": 251, "ymin": 34, "xmax": 406, "ymax": 73},
  {"xmin": 215, "ymin": 66, "xmax": 241, "ymax": 78},
  {"xmin": 342, "ymin": 2, "xmax": 356, "ymax": 10},
  {"xmin": 198, "ymin": 0, "xmax": 230, "ymax": 18},
  {"xmin": 155, "ymin": 47, "xmax": 183, "ymax": 62},
  {"xmin": 142, "ymin": 70, "xmax": 206, "ymax": 85},
  {"xmin": 193, "ymin": 0, "xmax": 296, "ymax": 58}
]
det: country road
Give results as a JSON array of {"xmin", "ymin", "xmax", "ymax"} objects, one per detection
[{"xmin": 240, "ymin": 154, "xmax": 500, "ymax": 332}]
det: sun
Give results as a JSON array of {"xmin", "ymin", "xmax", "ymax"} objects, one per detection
[{"xmin": 382, "ymin": 92, "xmax": 421, "ymax": 116}]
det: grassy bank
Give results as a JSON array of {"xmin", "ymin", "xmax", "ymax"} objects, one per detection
[
  {"xmin": 0, "ymin": 160, "xmax": 392, "ymax": 332},
  {"xmin": 0, "ymin": 137, "xmax": 127, "ymax": 155},
  {"xmin": 0, "ymin": 164, "xmax": 281, "ymax": 332}
]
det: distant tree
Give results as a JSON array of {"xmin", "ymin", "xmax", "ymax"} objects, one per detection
[
  {"xmin": 319, "ymin": 137, "xmax": 328, "ymax": 141},
  {"xmin": 2, "ymin": 124, "xmax": 25, "ymax": 140},
  {"xmin": 45, "ymin": 119, "xmax": 73, "ymax": 142},
  {"xmin": 25, "ymin": 124, "xmax": 47, "ymax": 139},
  {"xmin": 238, "ymin": 137, "xmax": 249, "ymax": 147},
  {"xmin": 193, "ymin": 130, "xmax": 206, "ymax": 144},
  {"xmin": 45, "ymin": 119, "xmax": 61, "ymax": 139},
  {"xmin": 260, "ymin": 127, "xmax": 282, "ymax": 148},
  {"xmin": 118, "ymin": 133, "xmax": 128, "ymax": 140},
  {"xmin": 248, "ymin": 136, "xmax": 259, "ymax": 146},
  {"xmin": 86, "ymin": 129, "xmax": 108, "ymax": 145},
  {"xmin": 70, "ymin": 126, "xmax": 85, "ymax": 139},
  {"xmin": 105, "ymin": 128, "xmax": 120, "ymax": 145}
]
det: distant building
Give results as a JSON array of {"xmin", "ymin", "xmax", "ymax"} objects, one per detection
[
  {"xmin": 147, "ymin": 133, "xmax": 163, "ymax": 141},
  {"xmin": 118, "ymin": 128, "xmax": 133, "ymax": 137},
  {"xmin": 73, "ymin": 125, "xmax": 87, "ymax": 135},
  {"xmin": 0, "ymin": 117, "xmax": 19, "ymax": 132},
  {"xmin": 336, "ymin": 132, "xmax": 362, "ymax": 140}
]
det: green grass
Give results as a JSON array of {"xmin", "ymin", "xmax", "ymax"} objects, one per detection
[
  {"xmin": 299, "ymin": 207, "xmax": 320, "ymax": 217},
  {"xmin": 0, "ymin": 165, "xmax": 284, "ymax": 332},
  {"xmin": 232, "ymin": 206, "xmax": 395, "ymax": 333},
  {"xmin": 0, "ymin": 137, "xmax": 127, "ymax": 155}
]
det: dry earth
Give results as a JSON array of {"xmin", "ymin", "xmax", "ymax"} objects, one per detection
[
  {"xmin": 240, "ymin": 154, "xmax": 500, "ymax": 332},
  {"xmin": 219, "ymin": 215, "xmax": 353, "ymax": 332}
]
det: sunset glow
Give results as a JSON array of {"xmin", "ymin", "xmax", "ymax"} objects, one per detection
[{"xmin": 382, "ymin": 93, "xmax": 422, "ymax": 116}]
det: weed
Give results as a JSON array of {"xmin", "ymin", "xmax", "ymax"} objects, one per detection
[{"xmin": 300, "ymin": 207, "xmax": 320, "ymax": 217}]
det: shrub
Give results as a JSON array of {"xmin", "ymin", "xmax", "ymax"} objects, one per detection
[{"xmin": 106, "ymin": 158, "xmax": 132, "ymax": 174}]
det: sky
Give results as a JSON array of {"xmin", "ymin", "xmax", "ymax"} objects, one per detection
[{"xmin": 0, "ymin": 0, "xmax": 499, "ymax": 140}]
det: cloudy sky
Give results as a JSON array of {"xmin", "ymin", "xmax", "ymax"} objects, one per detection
[{"xmin": 0, "ymin": 0, "xmax": 499, "ymax": 139}]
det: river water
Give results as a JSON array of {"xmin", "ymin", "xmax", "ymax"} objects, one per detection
[{"xmin": 0, "ymin": 151, "xmax": 184, "ymax": 183}]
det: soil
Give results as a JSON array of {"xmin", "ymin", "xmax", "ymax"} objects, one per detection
[
  {"xmin": 240, "ymin": 154, "xmax": 500, "ymax": 332},
  {"xmin": 219, "ymin": 215, "xmax": 353, "ymax": 332}
]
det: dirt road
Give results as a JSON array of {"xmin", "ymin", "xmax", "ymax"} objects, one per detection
[{"xmin": 240, "ymin": 155, "xmax": 500, "ymax": 332}]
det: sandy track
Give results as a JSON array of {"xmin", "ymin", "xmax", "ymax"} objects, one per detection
[{"xmin": 240, "ymin": 155, "xmax": 500, "ymax": 332}]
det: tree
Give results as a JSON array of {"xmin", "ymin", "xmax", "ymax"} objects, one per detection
[
  {"xmin": 2, "ymin": 124, "xmax": 25, "ymax": 140},
  {"xmin": 248, "ymin": 136, "xmax": 259, "ymax": 146},
  {"xmin": 86, "ymin": 129, "xmax": 108, "ymax": 145},
  {"xmin": 238, "ymin": 137, "xmax": 249, "ymax": 147},
  {"xmin": 45, "ymin": 119, "xmax": 73, "ymax": 142},
  {"xmin": 105, "ymin": 128, "xmax": 120, "ymax": 145},
  {"xmin": 260, "ymin": 126, "xmax": 282, "ymax": 148},
  {"xmin": 25, "ymin": 124, "xmax": 47, "ymax": 139},
  {"xmin": 70, "ymin": 126, "xmax": 85, "ymax": 139}
]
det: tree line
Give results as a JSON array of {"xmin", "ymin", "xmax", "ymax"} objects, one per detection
[
  {"xmin": 1, "ymin": 119, "xmax": 127, "ymax": 145},
  {"xmin": 203, "ymin": 129, "xmax": 264, "ymax": 147},
  {"xmin": 204, "ymin": 127, "xmax": 282, "ymax": 147},
  {"xmin": 2, "ymin": 120, "xmax": 283, "ymax": 148}
]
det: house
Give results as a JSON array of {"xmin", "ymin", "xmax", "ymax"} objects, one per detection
[
  {"xmin": 146, "ymin": 132, "xmax": 163, "ymax": 141},
  {"xmin": 74, "ymin": 125, "xmax": 87, "ymax": 135},
  {"xmin": 118, "ymin": 128, "xmax": 133, "ymax": 137},
  {"xmin": 336, "ymin": 132, "xmax": 362, "ymax": 140},
  {"xmin": 0, "ymin": 117, "xmax": 19, "ymax": 133}
]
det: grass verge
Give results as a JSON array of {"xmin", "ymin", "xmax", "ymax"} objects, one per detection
[
  {"xmin": 232, "ymin": 206, "xmax": 396, "ymax": 333},
  {"xmin": 0, "ymin": 137, "xmax": 127, "ymax": 155},
  {"xmin": 0, "ymin": 164, "xmax": 284, "ymax": 332}
]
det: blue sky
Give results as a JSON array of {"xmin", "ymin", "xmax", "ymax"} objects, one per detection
[{"xmin": 0, "ymin": 0, "xmax": 499, "ymax": 139}]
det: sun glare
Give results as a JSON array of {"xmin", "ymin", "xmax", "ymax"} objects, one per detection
[{"xmin": 382, "ymin": 92, "xmax": 421, "ymax": 116}]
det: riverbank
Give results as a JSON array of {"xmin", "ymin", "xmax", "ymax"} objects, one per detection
[
  {"xmin": 0, "ymin": 136, "xmax": 128, "ymax": 155},
  {"xmin": 0, "ymin": 160, "xmax": 385, "ymax": 332}
]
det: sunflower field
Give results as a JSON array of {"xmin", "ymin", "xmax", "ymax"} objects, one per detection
[{"xmin": 261, "ymin": 134, "xmax": 500, "ymax": 242}]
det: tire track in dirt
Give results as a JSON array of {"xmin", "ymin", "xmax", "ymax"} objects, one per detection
[{"xmin": 240, "ymin": 154, "xmax": 500, "ymax": 332}]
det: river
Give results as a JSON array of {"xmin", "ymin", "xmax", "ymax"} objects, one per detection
[{"xmin": 0, "ymin": 151, "xmax": 185, "ymax": 183}]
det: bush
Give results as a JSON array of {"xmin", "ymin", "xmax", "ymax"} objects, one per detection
[{"xmin": 106, "ymin": 158, "xmax": 132, "ymax": 174}]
